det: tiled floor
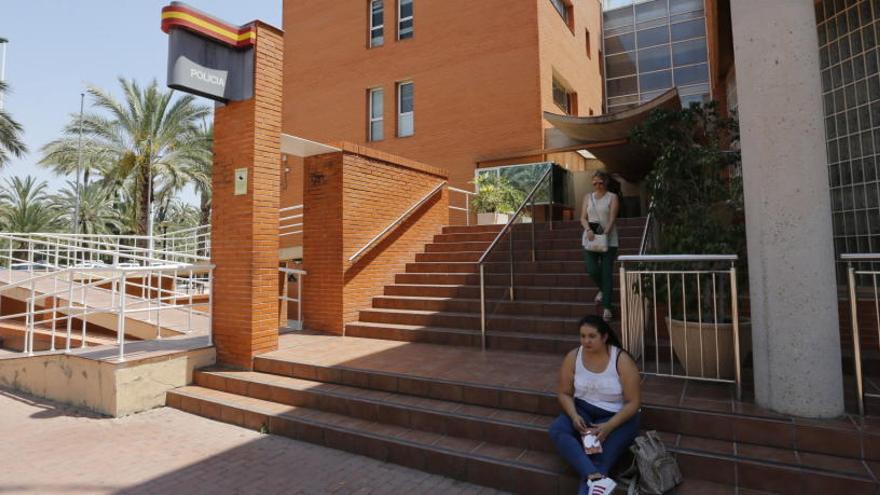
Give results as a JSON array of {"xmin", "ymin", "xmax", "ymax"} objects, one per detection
[{"xmin": 0, "ymin": 387, "xmax": 505, "ymax": 495}]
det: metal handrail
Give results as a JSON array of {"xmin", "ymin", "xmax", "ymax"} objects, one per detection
[
  {"xmin": 477, "ymin": 165, "xmax": 553, "ymax": 264},
  {"xmin": 619, "ymin": 254, "xmax": 738, "ymax": 263},
  {"xmin": 843, "ymin": 252, "xmax": 880, "ymax": 415},
  {"xmin": 348, "ymin": 181, "xmax": 446, "ymax": 263},
  {"xmin": 477, "ymin": 164, "xmax": 554, "ymax": 350}
]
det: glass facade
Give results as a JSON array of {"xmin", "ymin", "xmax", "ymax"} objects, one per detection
[
  {"xmin": 602, "ymin": 0, "xmax": 710, "ymax": 113},
  {"xmin": 817, "ymin": 0, "xmax": 880, "ymax": 272}
]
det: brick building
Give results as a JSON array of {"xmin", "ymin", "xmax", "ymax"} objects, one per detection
[{"xmin": 279, "ymin": 0, "xmax": 605, "ymax": 212}]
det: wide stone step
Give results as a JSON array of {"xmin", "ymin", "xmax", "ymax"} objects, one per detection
[
  {"xmin": 371, "ymin": 295, "xmax": 594, "ymax": 318},
  {"xmin": 440, "ymin": 217, "xmax": 647, "ymax": 235},
  {"xmin": 167, "ymin": 385, "xmax": 575, "ymax": 494},
  {"xmin": 254, "ymin": 335, "xmax": 879, "ymax": 461},
  {"xmin": 356, "ymin": 308, "xmax": 582, "ymax": 334},
  {"xmin": 433, "ymin": 226, "xmax": 643, "ymax": 243},
  {"xmin": 344, "ymin": 321, "xmax": 578, "ymax": 354},
  {"xmin": 193, "ymin": 369, "xmax": 557, "ymax": 453},
  {"xmin": 424, "ymin": 238, "xmax": 640, "ymax": 253},
  {"xmin": 416, "ymin": 250, "xmax": 588, "ymax": 263},
  {"xmin": 404, "ymin": 261, "xmax": 590, "ymax": 275},
  {"xmin": 394, "ymin": 272, "xmax": 609, "ymax": 287},
  {"xmin": 384, "ymin": 283, "xmax": 616, "ymax": 303}
]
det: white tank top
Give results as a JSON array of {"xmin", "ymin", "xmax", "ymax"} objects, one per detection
[
  {"xmin": 574, "ymin": 345, "xmax": 624, "ymax": 412},
  {"xmin": 586, "ymin": 192, "xmax": 619, "ymax": 247}
]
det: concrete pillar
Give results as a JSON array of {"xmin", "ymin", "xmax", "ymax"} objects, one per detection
[
  {"xmin": 211, "ymin": 23, "xmax": 283, "ymax": 370},
  {"xmin": 730, "ymin": 0, "xmax": 843, "ymax": 417}
]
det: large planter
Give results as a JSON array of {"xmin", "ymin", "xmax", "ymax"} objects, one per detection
[
  {"xmin": 666, "ymin": 317, "xmax": 751, "ymax": 380},
  {"xmin": 477, "ymin": 212, "xmax": 510, "ymax": 225}
]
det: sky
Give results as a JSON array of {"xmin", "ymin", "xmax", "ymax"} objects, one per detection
[{"xmin": 0, "ymin": 0, "xmax": 282, "ymax": 203}]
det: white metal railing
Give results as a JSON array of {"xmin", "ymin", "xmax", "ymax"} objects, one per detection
[
  {"xmin": 0, "ymin": 232, "xmax": 213, "ymax": 360},
  {"xmin": 155, "ymin": 225, "xmax": 211, "ymax": 258},
  {"xmin": 280, "ymin": 204, "xmax": 303, "ymax": 238},
  {"xmin": 618, "ymin": 254, "xmax": 743, "ymax": 400},
  {"xmin": 279, "ymin": 267, "xmax": 306, "ymax": 330},
  {"xmin": 448, "ymin": 186, "xmax": 475, "ymax": 225},
  {"xmin": 349, "ymin": 183, "xmax": 446, "ymax": 263},
  {"xmin": 843, "ymin": 253, "xmax": 880, "ymax": 415}
]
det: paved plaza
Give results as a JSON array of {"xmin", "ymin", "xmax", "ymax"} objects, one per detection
[{"xmin": 0, "ymin": 388, "xmax": 505, "ymax": 495}]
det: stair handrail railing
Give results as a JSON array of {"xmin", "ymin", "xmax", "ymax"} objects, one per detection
[
  {"xmin": 0, "ymin": 262, "xmax": 213, "ymax": 359},
  {"xmin": 448, "ymin": 186, "xmax": 475, "ymax": 226},
  {"xmin": 349, "ymin": 181, "xmax": 447, "ymax": 263},
  {"xmin": 842, "ymin": 252, "xmax": 880, "ymax": 415},
  {"xmin": 477, "ymin": 164, "xmax": 554, "ymax": 350}
]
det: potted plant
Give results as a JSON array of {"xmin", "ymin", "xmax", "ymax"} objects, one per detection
[
  {"xmin": 470, "ymin": 173, "xmax": 526, "ymax": 225},
  {"xmin": 630, "ymin": 101, "xmax": 748, "ymax": 380}
]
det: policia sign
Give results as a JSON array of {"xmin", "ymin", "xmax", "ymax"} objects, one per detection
[{"xmin": 161, "ymin": 2, "xmax": 255, "ymax": 102}]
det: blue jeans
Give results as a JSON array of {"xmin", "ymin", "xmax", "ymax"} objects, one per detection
[{"xmin": 548, "ymin": 398, "xmax": 640, "ymax": 479}]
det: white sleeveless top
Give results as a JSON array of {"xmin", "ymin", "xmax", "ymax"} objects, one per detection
[
  {"xmin": 586, "ymin": 192, "xmax": 619, "ymax": 247},
  {"xmin": 574, "ymin": 345, "xmax": 624, "ymax": 412}
]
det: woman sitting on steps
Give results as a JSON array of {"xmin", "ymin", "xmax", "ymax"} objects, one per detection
[{"xmin": 548, "ymin": 315, "xmax": 641, "ymax": 495}]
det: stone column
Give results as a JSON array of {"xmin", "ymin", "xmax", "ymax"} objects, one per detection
[
  {"xmin": 730, "ymin": 0, "xmax": 843, "ymax": 417},
  {"xmin": 211, "ymin": 22, "xmax": 283, "ymax": 370}
]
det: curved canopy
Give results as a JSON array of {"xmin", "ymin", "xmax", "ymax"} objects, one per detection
[{"xmin": 543, "ymin": 88, "xmax": 681, "ymax": 181}]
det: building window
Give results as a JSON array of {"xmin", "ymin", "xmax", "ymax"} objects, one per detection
[
  {"xmin": 368, "ymin": 88, "xmax": 384, "ymax": 141},
  {"xmin": 398, "ymin": 0, "xmax": 414, "ymax": 40},
  {"xmin": 551, "ymin": 0, "xmax": 574, "ymax": 30},
  {"xmin": 370, "ymin": 0, "xmax": 384, "ymax": 48},
  {"xmin": 397, "ymin": 82, "xmax": 414, "ymax": 137},
  {"xmin": 553, "ymin": 77, "xmax": 576, "ymax": 115},
  {"xmin": 586, "ymin": 28, "xmax": 592, "ymax": 59}
]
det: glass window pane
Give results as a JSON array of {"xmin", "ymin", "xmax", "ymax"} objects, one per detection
[
  {"xmin": 673, "ymin": 63, "xmax": 708, "ymax": 85},
  {"xmin": 605, "ymin": 33, "xmax": 635, "ymax": 54},
  {"xmin": 399, "ymin": 83, "xmax": 414, "ymax": 113},
  {"xmin": 640, "ymin": 70, "xmax": 672, "ymax": 92},
  {"xmin": 669, "ymin": 0, "xmax": 703, "ymax": 14},
  {"xmin": 635, "ymin": 0, "xmax": 667, "ymax": 23},
  {"xmin": 638, "ymin": 45, "xmax": 671, "ymax": 72},
  {"xmin": 641, "ymin": 89, "xmax": 667, "ymax": 102},
  {"xmin": 604, "ymin": 0, "xmax": 633, "ymax": 10},
  {"xmin": 607, "ymin": 76, "xmax": 638, "ymax": 97},
  {"xmin": 608, "ymin": 94, "xmax": 639, "ymax": 106},
  {"xmin": 670, "ymin": 19, "xmax": 705, "ymax": 42},
  {"xmin": 678, "ymin": 82, "xmax": 710, "ymax": 96},
  {"xmin": 551, "ymin": 0, "xmax": 567, "ymax": 19},
  {"xmin": 637, "ymin": 25, "xmax": 669, "ymax": 48},
  {"xmin": 400, "ymin": 0, "xmax": 413, "ymax": 17},
  {"xmin": 680, "ymin": 92, "xmax": 709, "ymax": 107},
  {"xmin": 371, "ymin": 121, "xmax": 383, "ymax": 141},
  {"xmin": 606, "ymin": 52, "xmax": 637, "ymax": 78},
  {"xmin": 604, "ymin": 7, "xmax": 634, "ymax": 31},
  {"xmin": 399, "ymin": 19, "xmax": 413, "ymax": 39},
  {"xmin": 370, "ymin": 89, "xmax": 383, "ymax": 119},
  {"xmin": 399, "ymin": 113, "xmax": 414, "ymax": 137},
  {"xmin": 672, "ymin": 38, "xmax": 707, "ymax": 66}
]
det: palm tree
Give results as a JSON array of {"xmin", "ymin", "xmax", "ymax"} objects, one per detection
[
  {"xmin": 39, "ymin": 78, "xmax": 211, "ymax": 235},
  {"xmin": 0, "ymin": 176, "xmax": 57, "ymax": 232},
  {"xmin": 0, "ymin": 81, "xmax": 27, "ymax": 167},
  {"xmin": 51, "ymin": 181, "xmax": 123, "ymax": 235}
]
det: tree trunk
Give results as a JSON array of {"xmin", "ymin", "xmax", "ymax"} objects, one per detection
[{"xmin": 137, "ymin": 159, "xmax": 150, "ymax": 237}]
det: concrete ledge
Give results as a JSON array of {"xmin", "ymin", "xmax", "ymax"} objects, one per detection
[{"xmin": 0, "ymin": 336, "xmax": 215, "ymax": 417}]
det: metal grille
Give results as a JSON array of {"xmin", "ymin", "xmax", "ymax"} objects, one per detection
[{"xmin": 817, "ymin": 0, "xmax": 880, "ymax": 281}]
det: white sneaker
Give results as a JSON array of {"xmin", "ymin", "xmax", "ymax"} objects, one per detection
[
  {"xmin": 594, "ymin": 291, "xmax": 603, "ymax": 303},
  {"xmin": 588, "ymin": 477, "xmax": 617, "ymax": 495},
  {"xmin": 602, "ymin": 308, "xmax": 613, "ymax": 321}
]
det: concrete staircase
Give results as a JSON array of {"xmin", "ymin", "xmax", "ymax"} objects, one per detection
[{"xmin": 346, "ymin": 219, "xmax": 642, "ymax": 353}]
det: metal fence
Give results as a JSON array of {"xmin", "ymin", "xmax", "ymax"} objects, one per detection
[{"xmin": 618, "ymin": 254, "xmax": 744, "ymax": 400}]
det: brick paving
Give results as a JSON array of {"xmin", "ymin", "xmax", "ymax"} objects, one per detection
[{"xmin": 0, "ymin": 388, "xmax": 507, "ymax": 495}]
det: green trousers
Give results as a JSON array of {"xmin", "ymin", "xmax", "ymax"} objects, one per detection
[{"xmin": 583, "ymin": 247, "xmax": 618, "ymax": 310}]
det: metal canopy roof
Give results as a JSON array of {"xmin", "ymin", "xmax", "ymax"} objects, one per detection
[{"xmin": 543, "ymin": 88, "xmax": 681, "ymax": 181}]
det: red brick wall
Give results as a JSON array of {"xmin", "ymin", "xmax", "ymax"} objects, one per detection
[
  {"xmin": 302, "ymin": 144, "xmax": 449, "ymax": 334},
  {"xmin": 211, "ymin": 23, "xmax": 284, "ymax": 370}
]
